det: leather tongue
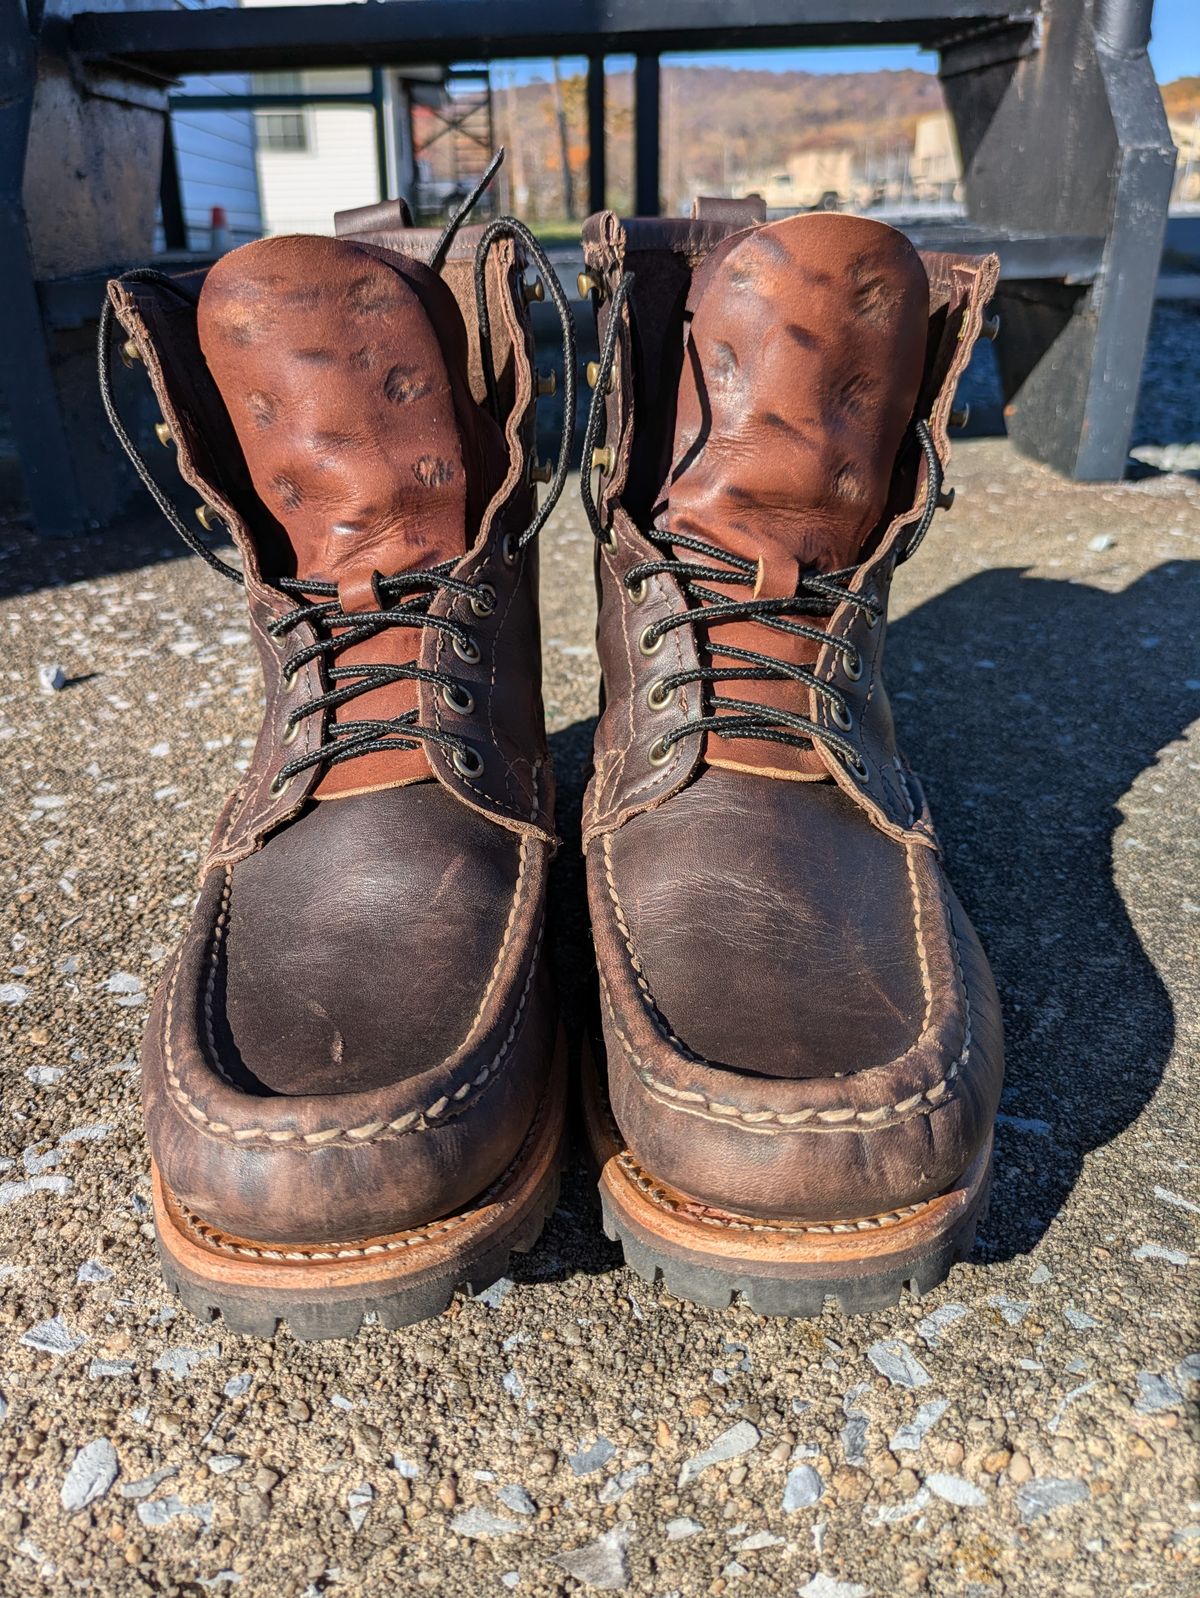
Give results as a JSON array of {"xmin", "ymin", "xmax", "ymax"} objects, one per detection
[
  {"xmin": 665, "ymin": 212, "xmax": 930, "ymax": 777},
  {"xmin": 197, "ymin": 234, "xmax": 505, "ymax": 798}
]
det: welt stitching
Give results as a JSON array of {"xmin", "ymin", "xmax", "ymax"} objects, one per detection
[
  {"xmin": 614, "ymin": 1151, "xmax": 935, "ymax": 1236},
  {"xmin": 170, "ymin": 1068, "xmax": 552, "ymax": 1260},
  {"xmin": 165, "ymin": 912, "xmax": 544, "ymax": 1148},
  {"xmin": 600, "ymin": 850, "xmax": 969, "ymax": 1130}
]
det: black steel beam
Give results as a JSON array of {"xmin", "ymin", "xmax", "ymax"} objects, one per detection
[
  {"xmin": 587, "ymin": 55, "xmax": 606, "ymax": 216},
  {"xmin": 159, "ymin": 107, "xmax": 187, "ymax": 251},
  {"xmin": 0, "ymin": 0, "xmax": 86, "ymax": 535},
  {"xmin": 71, "ymin": 0, "xmax": 1038, "ymax": 74},
  {"xmin": 634, "ymin": 53, "xmax": 660, "ymax": 217}
]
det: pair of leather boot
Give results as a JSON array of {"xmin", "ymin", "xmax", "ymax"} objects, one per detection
[{"xmin": 102, "ymin": 190, "xmax": 1002, "ymax": 1339}]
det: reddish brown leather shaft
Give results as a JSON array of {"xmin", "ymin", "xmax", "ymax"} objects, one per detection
[
  {"xmin": 198, "ymin": 234, "xmax": 506, "ymax": 799},
  {"xmin": 666, "ymin": 213, "xmax": 929, "ymax": 777}
]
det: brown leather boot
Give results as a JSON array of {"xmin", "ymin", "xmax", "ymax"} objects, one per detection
[
  {"xmin": 101, "ymin": 203, "xmax": 574, "ymax": 1338},
  {"xmin": 578, "ymin": 200, "xmax": 1004, "ymax": 1315}
]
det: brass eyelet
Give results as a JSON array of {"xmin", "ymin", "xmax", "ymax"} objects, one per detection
[
  {"xmin": 865, "ymin": 601, "xmax": 881, "ymax": 631},
  {"xmin": 453, "ymin": 634, "xmax": 481, "ymax": 665},
  {"xmin": 452, "ymin": 746, "xmax": 484, "ymax": 778},
  {"xmin": 442, "ymin": 682, "xmax": 474, "ymax": 715},
  {"xmin": 627, "ymin": 576, "xmax": 647, "ymax": 604},
  {"xmin": 648, "ymin": 736, "xmax": 672, "ymax": 767},
  {"xmin": 843, "ymin": 647, "xmax": 863, "ymax": 681},
  {"xmin": 270, "ymin": 770, "xmax": 294, "ymax": 797},
  {"xmin": 841, "ymin": 751, "xmax": 869, "ymax": 784},
  {"xmin": 470, "ymin": 583, "xmax": 497, "ymax": 618},
  {"xmin": 282, "ymin": 660, "xmax": 301, "ymax": 690},
  {"xmin": 600, "ymin": 526, "xmax": 617, "ymax": 551},
  {"xmin": 500, "ymin": 532, "xmax": 519, "ymax": 567},
  {"xmin": 831, "ymin": 700, "xmax": 853, "ymax": 732},
  {"xmin": 647, "ymin": 680, "xmax": 673, "ymax": 712},
  {"xmin": 281, "ymin": 716, "xmax": 300, "ymax": 745},
  {"xmin": 638, "ymin": 625, "xmax": 663, "ymax": 657}
]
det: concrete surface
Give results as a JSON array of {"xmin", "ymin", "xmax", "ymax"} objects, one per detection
[{"xmin": 0, "ymin": 438, "xmax": 1198, "ymax": 1597}]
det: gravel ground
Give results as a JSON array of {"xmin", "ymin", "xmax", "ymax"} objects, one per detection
[{"xmin": 1, "ymin": 439, "xmax": 1198, "ymax": 1597}]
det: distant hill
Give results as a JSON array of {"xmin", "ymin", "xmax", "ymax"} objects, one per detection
[{"xmin": 419, "ymin": 66, "xmax": 1194, "ymax": 221}]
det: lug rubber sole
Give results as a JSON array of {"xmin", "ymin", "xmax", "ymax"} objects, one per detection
[
  {"xmin": 152, "ymin": 1032, "xmax": 567, "ymax": 1340},
  {"xmin": 582, "ymin": 1037, "xmax": 990, "ymax": 1317}
]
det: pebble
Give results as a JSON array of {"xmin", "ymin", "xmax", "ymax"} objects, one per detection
[
  {"xmin": 874, "ymin": 1486, "xmax": 931, "ymax": 1526},
  {"xmin": 1132, "ymin": 1243, "xmax": 1190, "ymax": 1266},
  {"xmin": 347, "ymin": 1482, "xmax": 373, "ymax": 1531},
  {"xmin": 497, "ymin": 1484, "xmax": 537, "ymax": 1516},
  {"xmin": 136, "ymin": 1495, "xmax": 214, "ymax": 1528},
  {"xmin": 60, "ymin": 1438, "xmax": 119, "ymax": 1511},
  {"xmin": 915, "ymin": 1305, "xmax": 968, "ymax": 1347},
  {"xmin": 1063, "ymin": 1305, "xmax": 1099, "ymax": 1330},
  {"xmin": 1016, "ymin": 1478, "xmax": 1088, "ymax": 1522},
  {"xmin": 76, "ymin": 1259, "xmax": 113, "ymax": 1284},
  {"xmin": 783, "ymin": 1465, "xmax": 824, "ymax": 1512},
  {"xmin": 120, "ymin": 1468, "xmax": 178, "ymax": 1500},
  {"xmin": 867, "ymin": 1340, "xmax": 931, "ymax": 1389},
  {"xmin": 889, "ymin": 1399, "xmax": 949, "ymax": 1453},
  {"xmin": 736, "ymin": 1530, "xmax": 784, "ymax": 1551},
  {"xmin": 841, "ymin": 1386, "xmax": 870, "ymax": 1466},
  {"xmin": 599, "ymin": 1464, "xmax": 651, "ymax": 1504},
  {"xmin": 798, "ymin": 1576, "xmax": 872, "ymax": 1598},
  {"xmin": 678, "ymin": 1422, "xmax": 761, "ymax": 1488},
  {"xmin": 666, "ymin": 1517, "xmax": 704, "ymax": 1541},
  {"xmin": 925, "ymin": 1473, "xmax": 987, "ymax": 1508},
  {"xmin": 21, "ymin": 1315, "xmax": 85, "ymax": 1355},
  {"xmin": 554, "ymin": 1523, "xmax": 634, "ymax": 1590},
  {"xmin": 569, "ymin": 1435, "xmax": 616, "ymax": 1476},
  {"xmin": 475, "ymin": 1277, "xmax": 515, "ymax": 1308},
  {"xmin": 988, "ymin": 1294, "xmax": 1031, "ymax": 1326},
  {"xmin": 1006, "ymin": 1452, "xmax": 1033, "ymax": 1484},
  {"xmin": 37, "ymin": 664, "xmax": 67, "ymax": 692},
  {"xmin": 153, "ymin": 1345, "xmax": 218, "ymax": 1379},
  {"xmin": 1134, "ymin": 1371, "xmax": 1183, "ymax": 1413}
]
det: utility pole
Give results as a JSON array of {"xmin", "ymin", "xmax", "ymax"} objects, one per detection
[{"xmin": 551, "ymin": 58, "xmax": 575, "ymax": 221}]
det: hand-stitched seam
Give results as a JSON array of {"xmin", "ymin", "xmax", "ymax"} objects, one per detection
[
  {"xmin": 169, "ymin": 1067, "xmax": 552, "ymax": 1259},
  {"xmin": 614, "ymin": 1151, "xmax": 935, "ymax": 1235},
  {"xmin": 459, "ymin": 830, "xmax": 529, "ymax": 1046},
  {"xmin": 164, "ymin": 910, "xmax": 544, "ymax": 1148},
  {"xmin": 599, "ymin": 845, "xmax": 970, "ymax": 1130},
  {"xmin": 601, "ymin": 833, "xmax": 703, "ymax": 1062}
]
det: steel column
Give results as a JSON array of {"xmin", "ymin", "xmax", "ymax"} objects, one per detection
[
  {"xmin": 1093, "ymin": 0, "xmax": 1153, "ymax": 55},
  {"xmin": 159, "ymin": 111, "xmax": 187, "ymax": 251},
  {"xmin": 587, "ymin": 54, "xmax": 606, "ymax": 214},
  {"xmin": 634, "ymin": 53, "xmax": 660, "ymax": 216},
  {"xmin": 0, "ymin": 1, "xmax": 86, "ymax": 535}
]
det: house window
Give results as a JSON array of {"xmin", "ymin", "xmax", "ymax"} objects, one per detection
[{"xmin": 254, "ymin": 72, "xmax": 310, "ymax": 153}]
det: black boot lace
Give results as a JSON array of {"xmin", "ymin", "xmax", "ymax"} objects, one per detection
[
  {"xmin": 580, "ymin": 272, "xmax": 943, "ymax": 770},
  {"xmin": 99, "ymin": 159, "xmax": 576, "ymax": 789}
]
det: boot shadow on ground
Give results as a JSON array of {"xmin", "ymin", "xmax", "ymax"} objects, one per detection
[
  {"xmin": 888, "ymin": 560, "xmax": 1195, "ymax": 1262},
  {"xmin": 531, "ymin": 562, "xmax": 1197, "ymax": 1282}
]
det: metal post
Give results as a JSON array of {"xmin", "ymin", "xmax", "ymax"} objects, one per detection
[
  {"xmin": 1094, "ymin": 0, "xmax": 1154, "ymax": 55},
  {"xmin": 587, "ymin": 54, "xmax": 605, "ymax": 214},
  {"xmin": 371, "ymin": 68, "xmax": 389, "ymax": 200},
  {"xmin": 159, "ymin": 111, "xmax": 187, "ymax": 250},
  {"xmin": 634, "ymin": 52, "xmax": 660, "ymax": 216},
  {"xmin": 0, "ymin": 1, "xmax": 86, "ymax": 535}
]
